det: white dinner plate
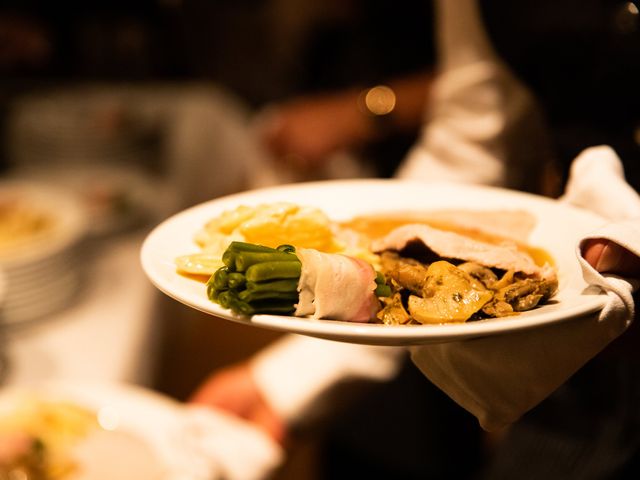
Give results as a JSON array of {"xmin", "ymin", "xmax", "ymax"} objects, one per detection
[
  {"xmin": 140, "ymin": 179, "xmax": 609, "ymax": 346},
  {"xmin": 0, "ymin": 382, "xmax": 173, "ymax": 480}
]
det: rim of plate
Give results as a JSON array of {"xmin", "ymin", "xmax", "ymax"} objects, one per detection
[{"xmin": 140, "ymin": 178, "xmax": 609, "ymax": 345}]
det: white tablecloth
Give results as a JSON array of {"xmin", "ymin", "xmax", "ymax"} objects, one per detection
[{"xmin": 2, "ymin": 231, "xmax": 158, "ymax": 387}]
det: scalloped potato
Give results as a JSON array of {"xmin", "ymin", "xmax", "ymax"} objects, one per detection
[{"xmin": 196, "ymin": 202, "xmax": 340, "ymax": 252}]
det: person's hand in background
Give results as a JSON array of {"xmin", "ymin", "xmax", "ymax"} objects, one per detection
[
  {"xmin": 256, "ymin": 72, "xmax": 431, "ymax": 171},
  {"xmin": 189, "ymin": 363, "xmax": 287, "ymax": 446},
  {"xmin": 257, "ymin": 90, "xmax": 373, "ymax": 170}
]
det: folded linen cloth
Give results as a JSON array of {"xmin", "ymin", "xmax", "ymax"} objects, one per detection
[{"xmin": 410, "ymin": 145, "xmax": 640, "ymax": 431}]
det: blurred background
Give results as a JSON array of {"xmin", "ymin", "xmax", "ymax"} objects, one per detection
[
  {"xmin": 4, "ymin": 1, "xmax": 639, "ymax": 478},
  {"xmin": 0, "ymin": 0, "xmax": 434, "ymax": 478}
]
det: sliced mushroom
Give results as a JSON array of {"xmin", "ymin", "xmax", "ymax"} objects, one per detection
[
  {"xmin": 457, "ymin": 262, "xmax": 499, "ymax": 288},
  {"xmin": 379, "ymin": 252, "xmax": 429, "ymax": 295},
  {"xmin": 377, "ymin": 292, "xmax": 411, "ymax": 325},
  {"xmin": 482, "ymin": 276, "xmax": 558, "ymax": 316},
  {"xmin": 408, "ymin": 261, "xmax": 493, "ymax": 324}
]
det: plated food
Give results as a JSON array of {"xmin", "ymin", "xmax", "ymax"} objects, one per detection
[
  {"xmin": 0, "ymin": 395, "xmax": 97, "ymax": 478},
  {"xmin": 0, "ymin": 181, "xmax": 86, "ymax": 261},
  {"xmin": 175, "ymin": 200, "xmax": 559, "ymax": 326},
  {"xmin": 0, "ymin": 195, "xmax": 55, "ymax": 252},
  {"xmin": 142, "ymin": 180, "xmax": 607, "ymax": 345}
]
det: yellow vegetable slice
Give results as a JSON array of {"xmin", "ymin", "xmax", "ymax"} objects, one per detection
[
  {"xmin": 408, "ymin": 261, "xmax": 493, "ymax": 324},
  {"xmin": 175, "ymin": 253, "xmax": 224, "ymax": 276}
]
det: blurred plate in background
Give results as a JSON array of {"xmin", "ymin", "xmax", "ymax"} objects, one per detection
[
  {"xmin": 0, "ymin": 181, "xmax": 88, "ymax": 327},
  {"xmin": 14, "ymin": 164, "xmax": 175, "ymax": 238}
]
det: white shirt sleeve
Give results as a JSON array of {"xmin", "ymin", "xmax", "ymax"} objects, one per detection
[
  {"xmin": 250, "ymin": 335, "xmax": 405, "ymax": 426},
  {"xmin": 396, "ymin": 0, "xmax": 552, "ymax": 192}
]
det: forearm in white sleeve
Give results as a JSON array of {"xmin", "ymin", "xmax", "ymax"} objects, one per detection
[
  {"xmin": 249, "ymin": 334, "xmax": 405, "ymax": 426},
  {"xmin": 395, "ymin": 0, "xmax": 552, "ymax": 192}
]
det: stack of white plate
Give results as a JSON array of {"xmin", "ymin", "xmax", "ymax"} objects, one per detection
[
  {"xmin": 0, "ymin": 181, "xmax": 88, "ymax": 327},
  {"xmin": 7, "ymin": 87, "xmax": 152, "ymax": 169}
]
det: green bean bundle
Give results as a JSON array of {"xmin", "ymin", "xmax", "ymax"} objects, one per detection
[
  {"xmin": 207, "ymin": 241, "xmax": 391, "ymax": 316},
  {"xmin": 207, "ymin": 241, "xmax": 300, "ymax": 316}
]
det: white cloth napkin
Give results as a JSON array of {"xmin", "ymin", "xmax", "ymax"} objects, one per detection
[{"xmin": 410, "ymin": 145, "xmax": 640, "ymax": 431}]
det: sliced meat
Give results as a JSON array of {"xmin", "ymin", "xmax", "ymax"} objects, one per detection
[
  {"xmin": 371, "ymin": 224, "xmax": 543, "ymax": 276},
  {"xmin": 294, "ymin": 248, "xmax": 379, "ymax": 322},
  {"xmin": 379, "ymin": 252, "xmax": 429, "ymax": 295}
]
